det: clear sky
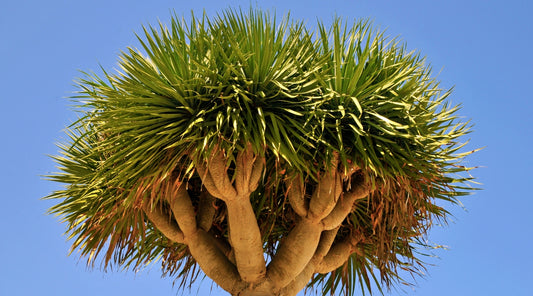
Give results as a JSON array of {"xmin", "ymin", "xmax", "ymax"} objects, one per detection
[{"xmin": 1, "ymin": 0, "xmax": 531, "ymax": 295}]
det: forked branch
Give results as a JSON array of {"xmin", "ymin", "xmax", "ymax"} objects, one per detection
[
  {"xmin": 321, "ymin": 173, "xmax": 369, "ymax": 230},
  {"xmin": 143, "ymin": 180, "xmax": 245, "ymax": 294},
  {"xmin": 195, "ymin": 145, "xmax": 267, "ymax": 284},
  {"xmin": 269, "ymin": 165, "xmax": 370, "ymax": 291}
]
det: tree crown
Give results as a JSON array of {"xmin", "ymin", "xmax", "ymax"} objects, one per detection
[{"xmin": 47, "ymin": 8, "xmax": 477, "ymax": 296}]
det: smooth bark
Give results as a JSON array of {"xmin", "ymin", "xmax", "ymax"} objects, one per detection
[
  {"xmin": 187, "ymin": 229, "xmax": 244, "ymax": 294},
  {"xmin": 142, "ymin": 201, "xmax": 185, "ymax": 243},
  {"xmin": 308, "ymin": 170, "xmax": 342, "ymax": 220},
  {"xmin": 226, "ymin": 196, "xmax": 267, "ymax": 282},
  {"xmin": 287, "ymin": 176, "xmax": 308, "ymax": 217},
  {"xmin": 321, "ymin": 174, "xmax": 369, "ymax": 230},
  {"xmin": 267, "ymin": 219, "xmax": 323, "ymax": 288},
  {"xmin": 315, "ymin": 236, "xmax": 357, "ymax": 274},
  {"xmin": 195, "ymin": 146, "xmax": 267, "ymax": 283},
  {"xmin": 279, "ymin": 228, "xmax": 339, "ymax": 296},
  {"xmin": 197, "ymin": 191, "xmax": 216, "ymax": 231}
]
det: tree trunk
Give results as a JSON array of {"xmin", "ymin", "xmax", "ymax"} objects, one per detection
[
  {"xmin": 234, "ymin": 291, "xmax": 276, "ymax": 296},
  {"xmin": 231, "ymin": 280, "xmax": 280, "ymax": 296}
]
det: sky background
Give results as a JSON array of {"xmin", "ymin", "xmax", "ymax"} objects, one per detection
[{"xmin": 1, "ymin": 0, "xmax": 531, "ymax": 295}]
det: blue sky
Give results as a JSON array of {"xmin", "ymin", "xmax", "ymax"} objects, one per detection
[{"xmin": 1, "ymin": 0, "xmax": 531, "ymax": 295}]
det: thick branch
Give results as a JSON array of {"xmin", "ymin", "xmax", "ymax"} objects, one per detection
[
  {"xmin": 321, "ymin": 175, "xmax": 370, "ymax": 230},
  {"xmin": 187, "ymin": 229, "xmax": 245, "ymax": 294},
  {"xmin": 227, "ymin": 148, "xmax": 266, "ymax": 283},
  {"xmin": 314, "ymin": 227, "xmax": 340, "ymax": 258},
  {"xmin": 270, "ymin": 168, "xmax": 347, "ymax": 289},
  {"xmin": 205, "ymin": 149, "xmax": 237, "ymax": 200},
  {"xmin": 212, "ymin": 235, "xmax": 236, "ymax": 265},
  {"xmin": 267, "ymin": 219, "xmax": 322, "ymax": 289},
  {"xmin": 226, "ymin": 197, "xmax": 267, "ymax": 283},
  {"xmin": 160, "ymin": 181, "xmax": 245, "ymax": 294},
  {"xmin": 308, "ymin": 170, "xmax": 342, "ymax": 221},
  {"xmin": 166, "ymin": 182, "xmax": 197, "ymax": 236},
  {"xmin": 279, "ymin": 228, "xmax": 339, "ymax": 296},
  {"xmin": 235, "ymin": 144, "xmax": 263, "ymax": 195},
  {"xmin": 197, "ymin": 191, "xmax": 216, "ymax": 231},
  {"xmin": 315, "ymin": 236, "xmax": 357, "ymax": 274},
  {"xmin": 287, "ymin": 176, "xmax": 308, "ymax": 217},
  {"xmin": 195, "ymin": 146, "xmax": 267, "ymax": 284},
  {"xmin": 273, "ymin": 168, "xmax": 367, "ymax": 292},
  {"xmin": 142, "ymin": 202, "xmax": 185, "ymax": 243},
  {"xmin": 279, "ymin": 262, "xmax": 315, "ymax": 296},
  {"xmin": 248, "ymin": 156, "xmax": 264, "ymax": 192},
  {"xmin": 195, "ymin": 164, "xmax": 224, "ymax": 199}
]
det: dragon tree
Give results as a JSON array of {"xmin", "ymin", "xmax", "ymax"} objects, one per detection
[{"xmin": 46, "ymin": 8, "xmax": 477, "ymax": 296}]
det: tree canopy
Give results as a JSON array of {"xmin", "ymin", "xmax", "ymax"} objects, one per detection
[{"xmin": 46, "ymin": 8, "xmax": 477, "ymax": 296}]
